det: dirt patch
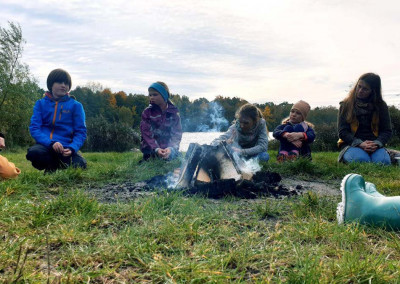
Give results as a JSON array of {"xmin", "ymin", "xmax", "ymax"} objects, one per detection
[
  {"xmin": 88, "ymin": 181, "xmax": 155, "ymax": 203},
  {"xmin": 87, "ymin": 172, "xmax": 340, "ymax": 203},
  {"xmin": 281, "ymin": 178, "xmax": 341, "ymax": 196}
]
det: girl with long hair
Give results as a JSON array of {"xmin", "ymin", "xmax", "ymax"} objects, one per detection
[
  {"xmin": 337, "ymin": 73, "xmax": 392, "ymax": 164},
  {"xmin": 212, "ymin": 103, "xmax": 269, "ymax": 162}
]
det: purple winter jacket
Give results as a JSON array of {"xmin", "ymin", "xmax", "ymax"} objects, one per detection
[{"xmin": 140, "ymin": 101, "xmax": 182, "ymax": 154}]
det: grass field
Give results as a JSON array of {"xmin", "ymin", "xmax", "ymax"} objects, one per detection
[{"xmin": 1, "ymin": 150, "xmax": 400, "ymax": 283}]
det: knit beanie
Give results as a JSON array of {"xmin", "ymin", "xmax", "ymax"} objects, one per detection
[
  {"xmin": 47, "ymin": 69, "xmax": 72, "ymax": 92},
  {"xmin": 292, "ymin": 100, "xmax": 311, "ymax": 120},
  {"xmin": 149, "ymin": 82, "xmax": 169, "ymax": 102}
]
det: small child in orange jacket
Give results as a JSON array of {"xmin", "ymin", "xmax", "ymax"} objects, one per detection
[{"xmin": 0, "ymin": 133, "xmax": 21, "ymax": 179}]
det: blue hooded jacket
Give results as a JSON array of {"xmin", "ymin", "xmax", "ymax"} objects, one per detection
[{"xmin": 29, "ymin": 92, "xmax": 87, "ymax": 153}]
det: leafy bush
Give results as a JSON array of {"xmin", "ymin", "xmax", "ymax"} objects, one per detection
[
  {"xmin": 268, "ymin": 138, "xmax": 280, "ymax": 151},
  {"xmin": 312, "ymin": 122, "xmax": 338, "ymax": 152},
  {"xmin": 83, "ymin": 116, "xmax": 140, "ymax": 152},
  {"xmin": 388, "ymin": 105, "xmax": 400, "ymax": 147}
]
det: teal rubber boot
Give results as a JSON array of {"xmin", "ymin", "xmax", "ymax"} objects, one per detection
[
  {"xmin": 337, "ymin": 174, "xmax": 400, "ymax": 230},
  {"xmin": 365, "ymin": 182, "xmax": 384, "ymax": 197}
]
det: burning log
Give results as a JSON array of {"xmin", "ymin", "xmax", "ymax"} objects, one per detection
[
  {"xmin": 90, "ymin": 143, "xmax": 300, "ymax": 201},
  {"xmin": 171, "ymin": 142, "xmax": 295, "ymax": 199},
  {"xmin": 89, "ymin": 143, "xmax": 303, "ymax": 202},
  {"xmin": 176, "ymin": 142, "xmax": 249, "ymax": 188}
]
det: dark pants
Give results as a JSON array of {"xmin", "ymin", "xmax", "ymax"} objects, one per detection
[
  {"xmin": 26, "ymin": 144, "xmax": 87, "ymax": 171},
  {"xmin": 141, "ymin": 147, "xmax": 179, "ymax": 162}
]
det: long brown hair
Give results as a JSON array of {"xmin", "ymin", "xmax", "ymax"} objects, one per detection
[
  {"xmin": 235, "ymin": 103, "xmax": 263, "ymax": 124},
  {"xmin": 340, "ymin": 73, "xmax": 384, "ymax": 123}
]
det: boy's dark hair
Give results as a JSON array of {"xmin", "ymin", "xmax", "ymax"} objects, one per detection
[{"xmin": 47, "ymin": 69, "xmax": 72, "ymax": 92}]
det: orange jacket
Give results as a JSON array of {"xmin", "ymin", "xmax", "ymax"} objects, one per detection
[{"xmin": 0, "ymin": 154, "xmax": 21, "ymax": 179}]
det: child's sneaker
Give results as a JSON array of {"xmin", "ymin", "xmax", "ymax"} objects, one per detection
[
  {"xmin": 277, "ymin": 153, "xmax": 286, "ymax": 163},
  {"xmin": 287, "ymin": 151, "xmax": 299, "ymax": 161}
]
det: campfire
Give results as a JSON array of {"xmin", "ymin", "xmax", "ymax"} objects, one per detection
[
  {"xmin": 176, "ymin": 142, "xmax": 246, "ymax": 188},
  {"xmin": 91, "ymin": 142, "xmax": 303, "ymax": 202},
  {"xmin": 170, "ymin": 142, "xmax": 297, "ymax": 199}
]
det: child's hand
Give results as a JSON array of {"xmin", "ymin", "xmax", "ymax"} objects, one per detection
[
  {"xmin": 0, "ymin": 137, "xmax": 5, "ymax": 148},
  {"xmin": 291, "ymin": 140, "xmax": 303, "ymax": 148},
  {"xmin": 284, "ymin": 133, "xmax": 295, "ymax": 141},
  {"xmin": 156, "ymin": 148, "xmax": 165, "ymax": 158},
  {"xmin": 286, "ymin": 132, "xmax": 303, "ymax": 142},
  {"xmin": 63, "ymin": 148, "xmax": 72, "ymax": 157},
  {"xmin": 162, "ymin": 148, "xmax": 171, "ymax": 159},
  {"xmin": 231, "ymin": 146, "xmax": 241, "ymax": 153},
  {"xmin": 226, "ymin": 129, "xmax": 237, "ymax": 144},
  {"xmin": 52, "ymin": 142, "xmax": 64, "ymax": 154},
  {"xmin": 157, "ymin": 148, "xmax": 171, "ymax": 159}
]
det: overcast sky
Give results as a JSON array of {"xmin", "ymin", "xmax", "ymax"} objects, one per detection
[{"xmin": 1, "ymin": 0, "xmax": 399, "ymax": 107}]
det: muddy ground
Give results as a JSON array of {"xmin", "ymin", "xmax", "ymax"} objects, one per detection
[
  {"xmin": 282, "ymin": 178, "xmax": 341, "ymax": 197},
  {"xmin": 87, "ymin": 174, "xmax": 341, "ymax": 203}
]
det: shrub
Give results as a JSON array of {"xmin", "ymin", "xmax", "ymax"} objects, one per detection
[
  {"xmin": 268, "ymin": 138, "xmax": 280, "ymax": 151},
  {"xmin": 83, "ymin": 116, "xmax": 140, "ymax": 152},
  {"xmin": 312, "ymin": 122, "xmax": 338, "ymax": 152},
  {"xmin": 388, "ymin": 105, "xmax": 400, "ymax": 148}
]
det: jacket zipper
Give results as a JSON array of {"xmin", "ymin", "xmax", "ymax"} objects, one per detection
[
  {"xmin": 59, "ymin": 105, "xmax": 63, "ymax": 120},
  {"xmin": 50, "ymin": 102, "xmax": 58, "ymax": 139}
]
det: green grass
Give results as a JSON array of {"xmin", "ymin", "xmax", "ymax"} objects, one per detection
[{"xmin": 1, "ymin": 150, "xmax": 400, "ymax": 282}]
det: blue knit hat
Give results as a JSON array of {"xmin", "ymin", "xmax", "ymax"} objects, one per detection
[{"xmin": 149, "ymin": 82, "xmax": 169, "ymax": 102}]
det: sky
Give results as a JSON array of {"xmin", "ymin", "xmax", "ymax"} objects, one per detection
[{"xmin": 1, "ymin": 0, "xmax": 400, "ymax": 108}]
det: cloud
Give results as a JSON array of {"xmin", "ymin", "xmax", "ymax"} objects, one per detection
[{"xmin": 1, "ymin": 0, "xmax": 400, "ymax": 107}]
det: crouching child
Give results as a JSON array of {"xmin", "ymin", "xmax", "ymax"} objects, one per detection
[
  {"xmin": 140, "ymin": 82, "xmax": 182, "ymax": 161},
  {"xmin": 212, "ymin": 103, "xmax": 270, "ymax": 162},
  {"xmin": 26, "ymin": 69, "xmax": 87, "ymax": 172}
]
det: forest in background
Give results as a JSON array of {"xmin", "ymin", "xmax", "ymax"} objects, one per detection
[{"xmin": 1, "ymin": 22, "xmax": 400, "ymax": 152}]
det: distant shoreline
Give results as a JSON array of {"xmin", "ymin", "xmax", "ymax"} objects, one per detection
[{"xmin": 179, "ymin": 132, "xmax": 275, "ymax": 152}]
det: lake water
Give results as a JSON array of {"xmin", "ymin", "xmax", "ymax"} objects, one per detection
[
  {"xmin": 180, "ymin": 132, "xmax": 223, "ymax": 152},
  {"xmin": 180, "ymin": 132, "xmax": 275, "ymax": 152}
]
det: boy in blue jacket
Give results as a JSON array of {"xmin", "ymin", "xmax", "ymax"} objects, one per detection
[{"xmin": 26, "ymin": 69, "xmax": 87, "ymax": 172}]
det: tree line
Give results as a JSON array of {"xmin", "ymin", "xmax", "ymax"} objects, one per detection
[{"xmin": 1, "ymin": 21, "xmax": 400, "ymax": 152}]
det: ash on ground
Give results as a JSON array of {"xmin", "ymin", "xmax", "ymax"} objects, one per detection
[{"xmin": 88, "ymin": 170, "xmax": 306, "ymax": 203}]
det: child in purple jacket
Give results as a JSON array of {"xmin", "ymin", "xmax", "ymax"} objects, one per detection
[{"xmin": 140, "ymin": 82, "xmax": 182, "ymax": 161}]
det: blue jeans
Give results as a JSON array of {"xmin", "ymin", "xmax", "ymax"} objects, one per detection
[
  {"xmin": 343, "ymin": 147, "xmax": 391, "ymax": 165},
  {"xmin": 247, "ymin": 152, "xmax": 270, "ymax": 162},
  {"xmin": 168, "ymin": 147, "xmax": 179, "ymax": 160}
]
